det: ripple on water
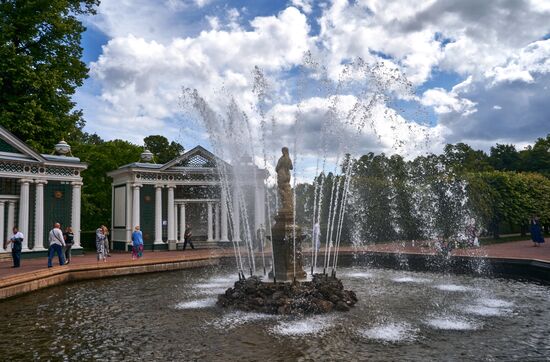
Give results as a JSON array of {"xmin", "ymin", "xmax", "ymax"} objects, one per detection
[
  {"xmin": 435, "ymin": 284, "xmax": 471, "ymax": 292},
  {"xmin": 175, "ymin": 297, "xmax": 217, "ymax": 310},
  {"xmin": 360, "ymin": 322, "xmax": 417, "ymax": 343},
  {"xmin": 463, "ymin": 305, "xmax": 510, "ymax": 317},
  {"xmin": 194, "ymin": 282, "xmax": 232, "ymax": 289},
  {"xmin": 344, "ymin": 272, "xmax": 374, "ymax": 279},
  {"xmin": 461, "ymin": 298, "xmax": 514, "ymax": 317},
  {"xmin": 208, "ymin": 311, "xmax": 278, "ymax": 330},
  {"xmin": 392, "ymin": 277, "xmax": 430, "ymax": 283},
  {"xmin": 206, "ymin": 276, "xmax": 238, "ymax": 284},
  {"xmin": 425, "ymin": 316, "xmax": 479, "ymax": 330},
  {"xmin": 478, "ymin": 298, "xmax": 514, "ymax": 308},
  {"xmin": 270, "ymin": 315, "xmax": 336, "ymax": 337}
]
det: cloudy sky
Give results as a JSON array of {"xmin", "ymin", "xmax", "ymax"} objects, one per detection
[{"xmin": 76, "ymin": 0, "xmax": 550, "ymax": 173}]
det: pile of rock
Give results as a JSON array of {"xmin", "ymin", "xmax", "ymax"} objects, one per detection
[{"xmin": 217, "ymin": 274, "xmax": 358, "ymax": 315}]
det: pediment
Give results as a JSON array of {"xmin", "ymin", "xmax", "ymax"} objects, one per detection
[
  {"xmin": 0, "ymin": 126, "xmax": 45, "ymax": 162},
  {"xmin": 160, "ymin": 146, "xmax": 223, "ymax": 170}
]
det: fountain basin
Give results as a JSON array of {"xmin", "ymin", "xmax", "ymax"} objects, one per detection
[{"xmin": 0, "ymin": 266, "xmax": 549, "ymax": 360}]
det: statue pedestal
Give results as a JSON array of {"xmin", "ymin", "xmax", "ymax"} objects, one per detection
[{"xmin": 270, "ymin": 210, "xmax": 307, "ymax": 282}]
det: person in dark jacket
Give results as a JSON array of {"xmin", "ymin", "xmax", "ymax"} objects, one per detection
[
  {"xmin": 530, "ymin": 216, "xmax": 545, "ymax": 247},
  {"xmin": 183, "ymin": 224, "xmax": 195, "ymax": 251},
  {"xmin": 6, "ymin": 226, "xmax": 23, "ymax": 268},
  {"xmin": 63, "ymin": 226, "xmax": 75, "ymax": 264}
]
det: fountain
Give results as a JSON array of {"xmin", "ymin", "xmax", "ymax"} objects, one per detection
[{"xmin": 217, "ymin": 147, "xmax": 357, "ymax": 315}]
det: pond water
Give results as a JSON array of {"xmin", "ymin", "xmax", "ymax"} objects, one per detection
[{"xmin": 0, "ymin": 266, "xmax": 549, "ymax": 361}]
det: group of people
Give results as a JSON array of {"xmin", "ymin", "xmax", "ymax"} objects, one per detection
[
  {"xmin": 3, "ymin": 223, "xmax": 75, "ymax": 268},
  {"xmin": 47, "ymin": 223, "xmax": 75, "ymax": 267},
  {"xmin": 95, "ymin": 225, "xmax": 111, "ymax": 261}
]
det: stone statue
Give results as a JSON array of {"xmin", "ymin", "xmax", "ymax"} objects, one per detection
[
  {"xmin": 275, "ymin": 147, "xmax": 293, "ymax": 212},
  {"xmin": 271, "ymin": 146, "xmax": 306, "ymax": 281}
]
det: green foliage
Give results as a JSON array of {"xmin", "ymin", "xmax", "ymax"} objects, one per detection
[
  {"xmin": 295, "ymin": 135, "xmax": 550, "ymax": 244},
  {"xmin": 520, "ymin": 135, "xmax": 550, "ymax": 177},
  {"xmin": 0, "ymin": 0, "xmax": 99, "ymax": 152},
  {"xmin": 467, "ymin": 171, "xmax": 550, "ymax": 238},
  {"xmin": 144, "ymin": 135, "xmax": 184, "ymax": 164},
  {"xmin": 72, "ymin": 137, "xmax": 142, "ymax": 231},
  {"xmin": 489, "ymin": 144, "xmax": 521, "ymax": 171},
  {"xmin": 444, "ymin": 143, "xmax": 491, "ymax": 172}
]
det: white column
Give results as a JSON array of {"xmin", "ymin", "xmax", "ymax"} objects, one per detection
[
  {"xmin": 132, "ymin": 184, "xmax": 142, "ymax": 230},
  {"xmin": 179, "ymin": 203, "xmax": 186, "ymax": 242},
  {"xmin": 167, "ymin": 186, "xmax": 175, "ymax": 242},
  {"xmin": 174, "ymin": 204, "xmax": 179, "ymax": 241},
  {"xmin": 215, "ymin": 202, "xmax": 221, "ymax": 241},
  {"xmin": 33, "ymin": 180, "xmax": 47, "ymax": 250},
  {"xmin": 154, "ymin": 185, "xmax": 163, "ymax": 244},
  {"xmin": 71, "ymin": 181, "xmax": 83, "ymax": 248},
  {"xmin": 0, "ymin": 201, "xmax": 4, "ymax": 252},
  {"xmin": 220, "ymin": 187, "xmax": 229, "ymax": 242},
  {"xmin": 6, "ymin": 201, "xmax": 15, "ymax": 251},
  {"xmin": 207, "ymin": 202, "xmax": 213, "ymax": 241},
  {"xmin": 232, "ymin": 184, "xmax": 241, "ymax": 242},
  {"xmin": 18, "ymin": 179, "xmax": 31, "ymax": 251},
  {"xmin": 125, "ymin": 182, "xmax": 132, "ymax": 242}
]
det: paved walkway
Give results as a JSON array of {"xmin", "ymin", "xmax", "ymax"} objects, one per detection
[
  {"xmin": 1, "ymin": 239, "xmax": 548, "ymax": 282},
  {"xmin": 334, "ymin": 239, "xmax": 550, "ymax": 262},
  {"xmin": 0, "ymin": 248, "xmax": 231, "ymax": 279}
]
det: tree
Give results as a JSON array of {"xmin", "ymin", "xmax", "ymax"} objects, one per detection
[
  {"xmin": 467, "ymin": 171, "xmax": 550, "ymax": 238},
  {"xmin": 520, "ymin": 134, "xmax": 550, "ymax": 177},
  {"xmin": 489, "ymin": 144, "xmax": 521, "ymax": 171},
  {"xmin": 352, "ymin": 153, "xmax": 395, "ymax": 242},
  {"xmin": 0, "ymin": 0, "xmax": 99, "ymax": 152},
  {"xmin": 143, "ymin": 135, "xmax": 184, "ymax": 164},
  {"xmin": 444, "ymin": 143, "xmax": 491, "ymax": 173},
  {"xmin": 72, "ymin": 137, "xmax": 142, "ymax": 231}
]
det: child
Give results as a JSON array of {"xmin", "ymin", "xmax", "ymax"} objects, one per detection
[{"xmin": 132, "ymin": 225, "xmax": 144, "ymax": 260}]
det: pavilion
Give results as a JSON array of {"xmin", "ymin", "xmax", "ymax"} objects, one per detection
[
  {"xmin": 107, "ymin": 146, "xmax": 268, "ymax": 251},
  {"xmin": 0, "ymin": 125, "xmax": 87, "ymax": 256}
]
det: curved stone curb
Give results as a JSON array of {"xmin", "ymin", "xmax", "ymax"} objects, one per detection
[{"xmin": 0, "ymin": 257, "xmax": 219, "ymax": 300}]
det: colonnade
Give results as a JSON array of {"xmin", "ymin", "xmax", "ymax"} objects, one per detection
[
  {"xmin": 0, "ymin": 179, "xmax": 83, "ymax": 252},
  {"xmin": 129, "ymin": 183, "xmax": 232, "ymax": 244}
]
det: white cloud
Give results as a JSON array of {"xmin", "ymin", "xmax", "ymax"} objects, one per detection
[
  {"xmin": 290, "ymin": 0, "xmax": 313, "ymax": 14},
  {"xmin": 317, "ymin": 0, "xmax": 550, "ymax": 84},
  {"xmin": 83, "ymin": 7, "xmax": 311, "ymax": 146},
  {"xmin": 79, "ymin": 0, "xmax": 550, "ymax": 158},
  {"xmin": 420, "ymin": 87, "xmax": 477, "ymax": 115}
]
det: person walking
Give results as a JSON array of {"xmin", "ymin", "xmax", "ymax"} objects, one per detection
[
  {"xmin": 183, "ymin": 224, "xmax": 195, "ymax": 251},
  {"xmin": 530, "ymin": 216, "xmax": 545, "ymax": 247},
  {"xmin": 63, "ymin": 226, "xmax": 75, "ymax": 264},
  {"xmin": 96, "ymin": 225, "xmax": 107, "ymax": 262},
  {"xmin": 6, "ymin": 226, "xmax": 24, "ymax": 268},
  {"xmin": 48, "ymin": 223, "xmax": 66, "ymax": 267},
  {"xmin": 131, "ymin": 225, "xmax": 144, "ymax": 260},
  {"xmin": 102, "ymin": 225, "xmax": 111, "ymax": 257}
]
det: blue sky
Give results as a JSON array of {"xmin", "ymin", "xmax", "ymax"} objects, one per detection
[{"xmin": 74, "ymin": 0, "xmax": 550, "ymax": 163}]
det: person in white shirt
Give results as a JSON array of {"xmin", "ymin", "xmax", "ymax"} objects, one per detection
[
  {"xmin": 6, "ymin": 226, "xmax": 24, "ymax": 268},
  {"xmin": 48, "ymin": 222, "xmax": 66, "ymax": 268}
]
